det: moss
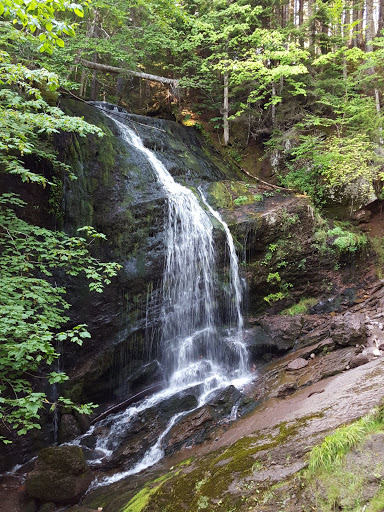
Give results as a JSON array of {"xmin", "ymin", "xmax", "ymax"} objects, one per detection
[
  {"xmin": 121, "ymin": 472, "xmax": 177, "ymax": 512},
  {"xmin": 281, "ymin": 297, "xmax": 318, "ymax": 316},
  {"xmin": 208, "ymin": 182, "xmax": 234, "ymax": 209},
  {"xmin": 145, "ymin": 417, "xmax": 320, "ymax": 511}
]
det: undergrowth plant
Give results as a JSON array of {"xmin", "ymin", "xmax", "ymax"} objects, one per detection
[
  {"xmin": 281, "ymin": 297, "xmax": 317, "ymax": 316},
  {"xmin": 327, "ymin": 225, "xmax": 368, "ymax": 253},
  {"xmin": 306, "ymin": 406, "xmax": 384, "ymax": 476}
]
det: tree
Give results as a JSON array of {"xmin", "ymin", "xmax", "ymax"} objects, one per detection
[
  {"xmin": 0, "ymin": 195, "xmax": 120, "ymax": 440},
  {"xmin": 0, "ymin": 0, "xmax": 121, "ymax": 440}
]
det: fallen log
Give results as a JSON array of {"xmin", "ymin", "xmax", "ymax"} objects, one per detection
[{"xmin": 78, "ymin": 58, "xmax": 179, "ymax": 87}]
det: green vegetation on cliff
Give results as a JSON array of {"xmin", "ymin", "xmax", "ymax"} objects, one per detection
[{"xmin": 0, "ymin": 0, "xmax": 120, "ymax": 440}]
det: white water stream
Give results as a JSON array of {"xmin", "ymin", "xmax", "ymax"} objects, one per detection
[{"xmin": 81, "ymin": 108, "xmax": 250, "ymax": 486}]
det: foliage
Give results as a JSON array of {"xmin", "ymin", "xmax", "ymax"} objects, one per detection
[
  {"xmin": 0, "ymin": 0, "xmax": 86, "ymax": 54},
  {"xmin": 175, "ymin": 1, "xmax": 309, "ymax": 123},
  {"xmin": 0, "ymin": 0, "xmax": 104, "ymax": 186},
  {"xmin": 281, "ymin": 297, "xmax": 318, "ymax": 316},
  {"xmin": 0, "ymin": 0, "xmax": 118, "ymax": 440},
  {"xmin": 327, "ymin": 225, "xmax": 368, "ymax": 253},
  {"xmin": 234, "ymin": 195, "xmax": 249, "ymax": 205},
  {"xmin": 263, "ymin": 291, "xmax": 286, "ymax": 305},
  {"xmin": 306, "ymin": 406, "xmax": 384, "ymax": 476},
  {"xmin": 280, "ymin": 134, "xmax": 383, "ymax": 208},
  {"xmin": 0, "ymin": 194, "xmax": 121, "ymax": 440}
]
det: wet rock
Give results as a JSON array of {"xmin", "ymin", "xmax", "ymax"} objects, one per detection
[
  {"xmin": 258, "ymin": 316, "xmax": 303, "ymax": 352},
  {"xmin": 206, "ymin": 385, "xmax": 242, "ymax": 419},
  {"xmin": 246, "ymin": 326, "xmax": 276, "ymax": 359},
  {"xmin": 330, "ymin": 312, "xmax": 366, "ymax": 346},
  {"xmin": 73, "ymin": 410, "xmax": 91, "ymax": 434},
  {"xmin": 164, "ymin": 406, "xmax": 214, "ymax": 454},
  {"xmin": 59, "ymin": 413, "xmax": 82, "ymax": 444},
  {"xmin": 286, "ymin": 358, "xmax": 309, "ymax": 371},
  {"xmin": 163, "ymin": 385, "xmax": 246, "ymax": 455},
  {"xmin": 26, "ymin": 446, "xmax": 93, "ymax": 505},
  {"xmin": 158, "ymin": 392, "xmax": 198, "ymax": 419},
  {"xmin": 310, "ymin": 289, "xmax": 357, "ymax": 314},
  {"xmin": 101, "ymin": 389, "xmax": 199, "ymax": 468}
]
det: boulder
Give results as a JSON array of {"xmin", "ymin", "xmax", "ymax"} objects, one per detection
[
  {"xmin": 164, "ymin": 385, "xmax": 245, "ymax": 455},
  {"xmin": 157, "ymin": 391, "xmax": 198, "ymax": 420},
  {"xmin": 317, "ymin": 347, "xmax": 354, "ymax": 378},
  {"xmin": 330, "ymin": 312, "xmax": 366, "ymax": 346},
  {"xmin": 26, "ymin": 446, "xmax": 93, "ymax": 505},
  {"xmin": 206, "ymin": 385, "xmax": 242, "ymax": 419},
  {"xmin": 164, "ymin": 406, "xmax": 214, "ymax": 454},
  {"xmin": 286, "ymin": 358, "xmax": 309, "ymax": 371}
]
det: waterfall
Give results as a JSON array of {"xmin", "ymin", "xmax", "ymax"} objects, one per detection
[
  {"xmin": 199, "ymin": 189, "xmax": 248, "ymax": 374},
  {"xmin": 80, "ymin": 105, "xmax": 250, "ymax": 484}
]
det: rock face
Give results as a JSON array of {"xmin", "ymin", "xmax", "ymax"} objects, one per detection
[
  {"xmin": 54, "ymin": 100, "xmax": 244, "ymax": 406},
  {"xmin": 26, "ymin": 446, "xmax": 93, "ymax": 504}
]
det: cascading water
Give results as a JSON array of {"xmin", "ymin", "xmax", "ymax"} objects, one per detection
[
  {"xmin": 77, "ymin": 105, "xmax": 250, "ymax": 485},
  {"xmin": 199, "ymin": 189, "xmax": 248, "ymax": 374}
]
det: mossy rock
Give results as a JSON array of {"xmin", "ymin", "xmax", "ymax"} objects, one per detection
[{"xmin": 26, "ymin": 446, "xmax": 93, "ymax": 505}]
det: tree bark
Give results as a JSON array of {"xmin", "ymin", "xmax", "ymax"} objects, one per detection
[
  {"xmin": 223, "ymin": 70, "xmax": 229, "ymax": 146},
  {"xmin": 377, "ymin": 0, "xmax": 384, "ymax": 36},
  {"xmin": 365, "ymin": 0, "xmax": 374, "ymax": 50},
  {"xmin": 78, "ymin": 59, "xmax": 179, "ymax": 87}
]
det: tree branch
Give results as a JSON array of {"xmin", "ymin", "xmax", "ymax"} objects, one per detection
[{"xmin": 78, "ymin": 59, "xmax": 179, "ymax": 87}]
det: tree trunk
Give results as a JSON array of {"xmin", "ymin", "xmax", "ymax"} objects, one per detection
[
  {"xmin": 377, "ymin": 0, "xmax": 384, "ymax": 36},
  {"xmin": 271, "ymin": 81, "xmax": 277, "ymax": 128},
  {"xmin": 352, "ymin": 0, "xmax": 362, "ymax": 47},
  {"xmin": 307, "ymin": 0, "xmax": 316, "ymax": 50},
  {"xmin": 344, "ymin": 1, "xmax": 352, "ymax": 47},
  {"xmin": 78, "ymin": 10, "xmax": 98, "ymax": 98},
  {"xmin": 223, "ymin": 70, "xmax": 229, "ymax": 146},
  {"xmin": 79, "ymin": 69, "xmax": 87, "ymax": 97},
  {"xmin": 365, "ymin": 0, "xmax": 374, "ymax": 50},
  {"xmin": 357, "ymin": 0, "xmax": 365, "ymax": 48}
]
